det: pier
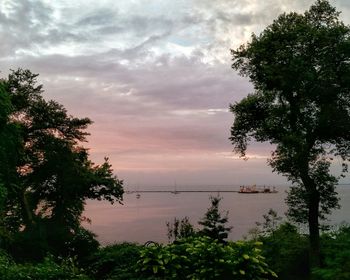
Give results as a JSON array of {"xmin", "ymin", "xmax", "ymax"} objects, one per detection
[{"xmin": 126, "ymin": 190, "xmax": 240, "ymax": 194}]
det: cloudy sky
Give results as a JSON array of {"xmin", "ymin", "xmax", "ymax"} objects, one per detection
[{"xmin": 1, "ymin": 0, "xmax": 349, "ymax": 187}]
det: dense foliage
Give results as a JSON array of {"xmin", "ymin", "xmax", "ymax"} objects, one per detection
[
  {"xmin": 314, "ymin": 225, "xmax": 350, "ymax": 280},
  {"xmin": 230, "ymin": 0, "xmax": 350, "ymax": 266},
  {"xmin": 246, "ymin": 209, "xmax": 350, "ymax": 280},
  {"xmin": 0, "ymin": 69, "xmax": 124, "ymax": 260},
  {"xmin": 0, "ymin": 251, "xmax": 90, "ymax": 280},
  {"xmin": 257, "ymin": 223, "xmax": 310, "ymax": 280},
  {"xmin": 137, "ymin": 236, "xmax": 277, "ymax": 280},
  {"xmin": 86, "ymin": 242, "xmax": 141, "ymax": 280}
]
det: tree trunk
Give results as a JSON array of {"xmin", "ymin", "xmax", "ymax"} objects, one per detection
[
  {"xmin": 300, "ymin": 157, "xmax": 321, "ymax": 269},
  {"xmin": 21, "ymin": 190, "xmax": 34, "ymax": 229},
  {"xmin": 308, "ymin": 189, "xmax": 321, "ymax": 268}
]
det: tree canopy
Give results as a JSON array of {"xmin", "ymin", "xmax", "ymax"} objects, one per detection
[
  {"xmin": 230, "ymin": 0, "xmax": 350, "ymax": 267},
  {"xmin": 0, "ymin": 69, "xmax": 124, "ymax": 259}
]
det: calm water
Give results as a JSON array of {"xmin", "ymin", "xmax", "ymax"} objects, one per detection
[{"xmin": 83, "ymin": 185, "xmax": 350, "ymax": 245}]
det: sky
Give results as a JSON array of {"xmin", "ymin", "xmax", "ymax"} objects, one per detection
[{"xmin": 1, "ymin": 0, "xmax": 349, "ymax": 187}]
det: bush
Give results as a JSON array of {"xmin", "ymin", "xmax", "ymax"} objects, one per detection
[
  {"xmin": 86, "ymin": 242, "xmax": 141, "ymax": 280},
  {"xmin": 246, "ymin": 209, "xmax": 309, "ymax": 280},
  {"xmin": 0, "ymin": 251, "xmax": 90, "ymax": 280},
  {"xmin": 257, "ymin": 222, "xmax": 310, "ymax": 280},
  {"xmin": 137, "ymin": 236, "xmax": 277, "ymax": 279},
  {"xmin": 166, "ymin": 216, "xmax": 196, "ymax": 243},
  {"xmin": 67, "ymin": 228, "xmax": 100, "ymax": 265},
  {"xmin": 313, "ymin": 224, "xmax": 350, "ymax": 280},
  {"xmin": 7, "ymin": 225, "xmax": 99, "ymax": 263}
]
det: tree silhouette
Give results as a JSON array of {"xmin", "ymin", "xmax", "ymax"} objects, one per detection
[
  {"xmin": 198, "ymin": 196, "xmax": 232, "ymax": 242},
  {"xmin": 0, "ymin": 69, "xmax": 124, "ymax": 259},
  {"xmin": 230, "ymin": 0, "xmax": 350, "ymax": 266}
]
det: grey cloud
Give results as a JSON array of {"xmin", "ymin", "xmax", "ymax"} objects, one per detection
[
  {"xmin": 0, "ymin": 0, "xmax": 186, "ymax": 60},
  {"xmin": 0, "ymin": 0, "xmax": 53, "ymax": 54},
  {"xmin": 9, "ymin": 44, "xmax": 249, "ymax": 108},
  {"xmin": 2, "ymin": 0, "xmax": 349, "ymax": 185},
  {"xmin": 3, "ymin": 49, "xmax": 243, "ymax": 155},
  {"xmin": 75, "ymin": 9, "xmax": 119, "ymax": 26}
]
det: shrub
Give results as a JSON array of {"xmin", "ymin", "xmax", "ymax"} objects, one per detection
[
  {"xmin": 137, "ymin": 236, "xmax": 277, "ymax": 279},
  {"xmin": 86, "ymin": 242, "xmax": 141, "ymax": 280},
  {"xmin": 0, "ymin": 251, "xmax": 90, "ymax": 280},
  {"xmin": 257, "ymin": 222, "xmax": 310, "ymax": 280},
  {"xmin": 313, "ymin": 224, "xmax": 350, "ymax": 280},
  {"xmin": 166, "ymin": 216, "xmax": 196, "ymax": 243}
]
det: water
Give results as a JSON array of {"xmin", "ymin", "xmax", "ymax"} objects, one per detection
[{"xmin": 83, "ymin": 185, "xmax": 350, "ymax": 245}]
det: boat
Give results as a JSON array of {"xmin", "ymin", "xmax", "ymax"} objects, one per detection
[
  {"xmin": 171, "ymin": 180, "xmax": 180, "ymax": 194},
  {"xmin": 239, "ymin": 185, "xmax": 277, "ymax": 194},
  {"xmin": 239, "ymin": 185, "xmax": 259, "ymax": 193},
  {"xmin": 262, "ymin": 186, "xmax": 278, "ymax": 193}
]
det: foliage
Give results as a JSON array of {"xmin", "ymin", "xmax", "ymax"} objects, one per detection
[
  {"xmin": 313, "ymin": 224, "xmax": 350, "ymax": 280},
  {"xmin": 0, "ymin": 69, "xmax": 124, "ymax": 259},
  {"xmin": 285, "ymin": 164, "xmax": 340, "ymax": 224},
  {"xmin": 254, "ymin": 209, "xmax": 283, "ymax": 237},
  {"xmin": 0, "ymin": 251, "xmax": 90, "ymax": 280},
  {"xmin": 86, "ymin": 242, "xmax": 141, "ymax": 280},
  {"xmin": 246, "ymin": 210, "xmax": 309, "ymax": 280},
  {"xmin": 0, "ymin": 80, "xmax": 21, "ymax": 240},
  {"xmin": 198, "ymin": 195, "xmax": 232, "ymax": 242},
  {"xmin": 230, "ymin": 0, "xmax": 350, "ymax": 266},
  {"xmin": 66, "ymin": 228, "xmax": 100, "ymax": 264},
  {"xmin": 166, "ymin": 216, "xmax": 196, "ymax": 243},
  {"xmin": 137, "ymin": 236, "xmax": 277, "ymax": 280},
  {"xmin": 259, "ymin": 223, "xmax": 309, "ymax": 280}
]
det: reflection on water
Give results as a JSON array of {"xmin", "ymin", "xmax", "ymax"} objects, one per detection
[{"xmin": 83, "ymin": 185, "xmax": 350, "ymax": 245}]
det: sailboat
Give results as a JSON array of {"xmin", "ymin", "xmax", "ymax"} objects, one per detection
[
  {"xmin": 136, "ymin": 183, "xmax": 141, "ymax": 198},
  {"xmin": 171, "ymin": 180, "xmax": 180, "ymax": 194}
]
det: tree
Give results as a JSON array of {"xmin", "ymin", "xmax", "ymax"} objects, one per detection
[
  {"xmin": 254, "ymin": 209, "xmax": 283, "ymax": 237},
  {"xmin": 230, "ymin": 0, "xmax": 350, "ymax": 267},
  {"xmin": 198, "ymin": 196, "xmax": 232, "ymax": 242},
  {"xmin": 0, "ymin": 81, "xmax": 22, "ymax": 245},
  {"xmin": 166, "ymin": 216, "xmax": 196, "ymax": 243},
  {"xmin": 0, "ymin": 69, "xmax": 124, "ymax": 259}
]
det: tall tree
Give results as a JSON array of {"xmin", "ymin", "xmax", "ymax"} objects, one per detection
[
  {"xmin": 0, "ymin": 69, "xmax": 124, "ymax": 258},
  {"xmin": 230, "ymin": 0, "xmax": 350, "ymax": 267}
]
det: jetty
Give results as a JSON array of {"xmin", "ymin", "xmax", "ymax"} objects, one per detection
[{"xmin": 126, "ymin": 186, "xmax": 278, "ymax": 194}]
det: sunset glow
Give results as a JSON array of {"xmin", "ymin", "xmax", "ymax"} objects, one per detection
[{"xmin": 1, "ymin": 0, "xmax": 349, "ymax": 186}]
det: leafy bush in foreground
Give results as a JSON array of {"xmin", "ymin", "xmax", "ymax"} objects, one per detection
[
  {"xmin": 86, "ymin": 242, "xmax": 141, "ymax": 280},
  {"xmin": 137, "ymin": 236, "xmax": 277, "ymax": 280},
  {"xmin": 258, "ymin": 222, "xmax": 310, "ymax": 280},
  {"xmin": 313, "ymin": 224, "xmax": 350, "ymax": 280},
  {"xmin": 0, "ymin": 251, "xmax": 90, "ymax": 280}
]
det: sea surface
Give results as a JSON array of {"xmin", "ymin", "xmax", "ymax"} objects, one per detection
[{"xmin": 83, "ymin": 184, "xmax": 350, "ymax": 245}]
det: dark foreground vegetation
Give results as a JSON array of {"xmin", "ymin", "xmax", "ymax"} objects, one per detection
[
  {"xmin": 1, "ymin": 201, "xmax": 350, "ymax": 279},
  {"xmin": 0, "ymin": 0, "xmax": 349, "ymax": 279}
]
